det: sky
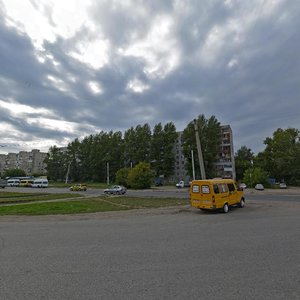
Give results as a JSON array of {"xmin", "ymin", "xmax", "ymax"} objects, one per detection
[{"xmin": 0, "ymin": 0, "xmax": 299, "ymax": 155}]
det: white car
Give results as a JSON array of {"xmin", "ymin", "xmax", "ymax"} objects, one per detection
[
  {"xmin": 104, "ymin": 185, "xmax": 127, "ymax": 195},
  {"xmin": 255, "ymin": 183, "xmax": 264, "ymax": 191},
  {"xmin": 239, "ymin": 183, "xmax": 247, "ymax": 189},
  {"xmin": 279, "ymin": 182, "xmax": 287, "ymax": 189}
]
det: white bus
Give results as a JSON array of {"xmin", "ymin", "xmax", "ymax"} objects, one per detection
[{"xmin": 32, "ymin": 179, "xmax": 49, "ymax": 188}]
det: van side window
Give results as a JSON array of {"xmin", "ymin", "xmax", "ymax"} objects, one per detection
[
  {"xmin": 218, "ymin": 184, "xmax": 224, "ymax": 193},
  {"xmin": 201, "ymin": 185, "xmax": 210, "ymax": 194},
  {"xmin": 192, "ymin": 185, "xmax": 200, "ymax": 193},
  {"xmin": 228, "ymin": 183, "xmax": 235, "ymax": 192},
  {"xmin": 218, "ymin": 184, "xmax": 228, "ymax": 193},
  {"xmin": 223, "ymin": 184, "xmax": 228, "ymax": 192},
  {"xmin": 213, "ymin": 184, "xmax": 219, "ymax": 194}
]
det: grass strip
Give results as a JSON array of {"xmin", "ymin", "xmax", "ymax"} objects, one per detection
[
  {"xmin": 0, "ymin": 193, "xmax": 82, "ymax": 204},
  {"xmin": 0, "ymin": 192, "xmax": 49, "ymax": 198},
  {"xmin": 0, "ymin": 196, "xmax": 189, "ymax": 215}
]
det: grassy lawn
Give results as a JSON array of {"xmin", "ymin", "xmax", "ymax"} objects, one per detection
[
  {"xmin": 0, "ymin": 191, "xmax": 82, "ymax": 204},
  {"xmin": 0, "ymin": 195, "xmax": 189, "ymax": 215}
]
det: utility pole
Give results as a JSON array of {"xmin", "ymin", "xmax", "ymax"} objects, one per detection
[
  {"xmin": 65, "ymin": 161, "xmax": 71, "ymax": 184},
  {"xmin": 193, "ymin": 119, "xmax": 206, "ymax": 179},
  {"xmin": 191, "ymin": 150, "xmax": 195, "ymax": 180},
  {"xmin": 107, "ymin": 162, "xmax": 110, "ymax": 185}
]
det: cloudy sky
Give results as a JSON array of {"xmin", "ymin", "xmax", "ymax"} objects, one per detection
[{"xmin": 0, "ymin": 0, "xmax": 299, "ymax": 155}]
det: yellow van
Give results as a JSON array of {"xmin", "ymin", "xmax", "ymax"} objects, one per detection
[
  {"xmin": 19, "ymin": 179, "xmax": 34, "ymax": 187},
  {"xmin": 190, "ymin": 179, "xmax": 245, "ymax": 213}
]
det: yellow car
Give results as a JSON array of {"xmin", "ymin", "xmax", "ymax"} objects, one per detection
[{"xmin": 69, "ymin": 184, "xmax": 87, "ymax": 191}]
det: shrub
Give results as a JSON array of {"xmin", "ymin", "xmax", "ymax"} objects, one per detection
[
  {"xmin": 127, "ymin": 162, "xmax": 153, "ymax": 189},
  {"xmin": 115, "ymin": 167, "xmax": 130, "ymax": 187}
]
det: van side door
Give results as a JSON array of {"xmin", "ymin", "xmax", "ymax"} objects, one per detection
[{"xmin": 227, "ymin": 182, "xmax": 238, "ymax": 205}]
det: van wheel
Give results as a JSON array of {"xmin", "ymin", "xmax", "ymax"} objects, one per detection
[
  {"xmin": 239, "ymin": 198, "xmax": 245, "ymax": 208},
  {"xmin": 223, "ymin": 203, "xmax": 229, "ymax": 213}
]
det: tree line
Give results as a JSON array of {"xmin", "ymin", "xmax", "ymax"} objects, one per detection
[
  {"xmin": 44, "ymin": 115, "xmax": 222, "ymax": 184},
  {"xmin": 235, "ymin": 128, "xmax": 300, "ymax": 186}
]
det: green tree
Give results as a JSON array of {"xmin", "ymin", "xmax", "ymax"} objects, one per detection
[
  {"xmin": 127, "ymin": 162, "xmax": 153, "ymax": 189},
  {"xmin": 150, "ymin": 122, "xmax": 177, "ymax": 178},
  {"xmin": 235, "ymin": 146, "xmax": 254, "ymax": 180},
  {"xmin": 162, "ymin": 122, "xmax": 177, "ymax": 177},
  {"xmin": 44, "ymin": 146, "xmax": 68, "ymax": 181},
  {"xmin": 243, "ymin": 167, "xmax": 269, "ymax": 187},
  {"xmin": 256, "ymin": 128, "xmax": 300, "ymax": 184},
  {"xmin": 182, "ymin": 115, "xmax": 221, "ymax": 179},
  {"xmin": 115, "ymin": 167, "xmax": 130, "ymax": 187},
  {"xmin": 4, "ymin": 168, "xmax": 26, "ymax": 178},
  {"xmin": 124, "ymin": 124, "xmax": 152, "ymax": 167}
]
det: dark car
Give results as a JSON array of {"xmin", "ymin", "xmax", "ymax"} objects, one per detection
[{"xmin": 104, "ymin": 185, "xmax": 127, "ymax": 195}]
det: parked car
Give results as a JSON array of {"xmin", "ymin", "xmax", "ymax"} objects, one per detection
[
  {"xmin": 104, "ymin": 185, "xmax": 127, "ymax": 195},
  {"xmin": 176, "ymin": 180, "xmax": 190, "ymax": 188},
  {"xmin": 255, "ymin": 183, "xmax": 264, "ymax": 190},
  {"xmin": 279, "ymin": 182, "xmax": 287, "ymax": 189},
  {"xmin": 0, "ymin": 179, "xmax": 7, "ymax": 188},
  {"xmin": 70, "ymin": 184, "xmax": 87, "ymax": 191},
  {"xmin": 239, "ymin": 183, "xmax": 247, "ymax": 189},
  {"xmin": 154, "ymin": 178, "xmax": 163, "ymax": 186}
]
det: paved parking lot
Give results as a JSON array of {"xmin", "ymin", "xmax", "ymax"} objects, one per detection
[{"xmin": 0, "ymin": 195, "xmax": 299, "ymax": 300}]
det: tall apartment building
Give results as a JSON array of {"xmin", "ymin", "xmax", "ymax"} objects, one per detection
[
  {"xmin": 172, "ymin": 125, "xmax": 236, "ymax": 182},
  {"xmin": 0, "ymin": 149, "xmax": 47, "ymax": 176},
  {"xmin": 172, "ymin": 131, "xmax": 189, "ymax": 183},
  {"xmin": 214, "ymin": 125, "xmax": 236, "ymax": 180}
]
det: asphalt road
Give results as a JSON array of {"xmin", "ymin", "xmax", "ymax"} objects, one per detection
[
  {"xmin": 0, "ymin": 196, "xmax": 299, "ymax": 299},
  {"xmin": 3, "ymin": 186, "xmax": 300, "ymax": 202}
]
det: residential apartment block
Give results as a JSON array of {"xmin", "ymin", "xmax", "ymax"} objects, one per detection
[
  {"xmin": 0, "ymin": 149, "xmax": 47, "ymax": 176},
  {"xmin": 214, "ymin": 125, "xmax": 236, "ymax": 180},
  {"xmin": 172, "ymin": 125, "xmax": 236, "ymax": 182}
]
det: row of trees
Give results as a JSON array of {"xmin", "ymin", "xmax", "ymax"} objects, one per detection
[
  {"xmin": 45, "ymin": 115, "xmax": 223, "ymax": 184},
  {"xmin": 235, "ymin": 128, "xmax": 300, "ymax": 186},
  {"xmin": 45, "ymin": 122, "xmax": 179, "ymax": 183}
]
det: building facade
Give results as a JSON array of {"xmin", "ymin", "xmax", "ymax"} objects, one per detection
[
  {"xmin": 214, "ymin": 125, "xmax": 236, "ymax": 180},
  {"xmin": 172, "ymin": 125, "xmax": 236, "ymax": 182},
  {"xmin": 171, "ymin": 131, "xmax": 189, "ymax": 183},
  {"xmin": 0, "ymin": 149, "xmax": 47, "ymax": 176}
]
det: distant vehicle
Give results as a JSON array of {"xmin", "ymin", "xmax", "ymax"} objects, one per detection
[
  {"xmin": 104, "ymin": 185, "xmax": 127, "ymax": 195},
  {"xmin": 279, "ymin": 182, "xmax": 287, "ymax": 189},
  {"xmin": 32, "ymin": 179, "xmax": 48, "ymax": 188},
  {"xmin": 176, "ymin": 180, "xmax": 190, "ymax": 188},
  {"xmin": 239, "ymin": 183, "xmax": 247, "ymax": 189},
  {"xmin": 70, "ymin": 184, "xmax": 87, "ymax": 191},
  {"xmin": 19, "ymin": 179, "xmax": 34, "ymax": 187},
  {"xmin": 7, "ymin": 178, "xmax": 20, "ymax": 187},
  {"xmin": 154, "ymin": 178, "xmax": 163, "ymax": 186},
  {"xmin": 255, "ymin": 184, "xmax": 264, "ymax": 190},
  {"xmin": 0, "ymin": 179, "xmax": 7, "ymax": 188}
]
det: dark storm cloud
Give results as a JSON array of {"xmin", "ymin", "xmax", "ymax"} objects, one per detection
[{"xmin": 0, "ymin": 0, "xmax": 300, "ymax": 154}]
